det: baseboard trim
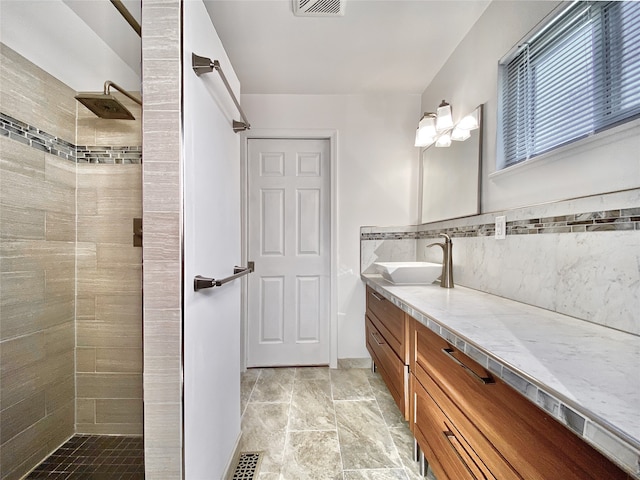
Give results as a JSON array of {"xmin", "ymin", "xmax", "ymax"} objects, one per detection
[{"xmin": 223, "ymin": 431, "xmax": 243, "ymax": 480}]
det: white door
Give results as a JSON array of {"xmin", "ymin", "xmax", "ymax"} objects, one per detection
[{"xmin": 247, "ymin": 138, "xmax": 330, "ymax": 367}]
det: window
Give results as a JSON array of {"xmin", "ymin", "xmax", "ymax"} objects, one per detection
[{"xmin": 498, "ymin": 1, "xmax": 640, "ymax": 169}]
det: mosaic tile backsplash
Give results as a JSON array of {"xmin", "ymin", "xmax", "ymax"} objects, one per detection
[
  {"xmin": 362, "ymin": 207, "xmax": 640, "ymax": 241},
  {"xmin": 1, "ymin": 112, "xmax": 142, "ymax": 164},
  {"xmin": 361, "ymin": 189, "xmax": 640, "ymax": 335}
]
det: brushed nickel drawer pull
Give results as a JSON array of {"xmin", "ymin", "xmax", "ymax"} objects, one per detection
[
  {"xmin": 442, "ymin": 348, "xmax": 495, "ymax": 385},
  {"xmin": 442, "ymin": 430, "xmax": 481, "ymax": 480},
  {"xmin": 370, "ymin": 291, "xmax": 385, "ymax": 302},
  {"xmin": 371, "ymin": 331, "xmax": 385, "ymax": 346}
]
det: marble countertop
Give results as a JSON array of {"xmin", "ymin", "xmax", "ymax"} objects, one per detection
[{"xmin": 362, "ymin": 274, "xmax": 640, "ymax": 477}]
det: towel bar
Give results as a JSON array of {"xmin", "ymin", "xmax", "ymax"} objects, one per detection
[
  {"xmin": 192, "ymin": 52, "xmax": 250, "ymax": 133},
  {"xmin": 194, "ymin": 263, "xmax": 253, "ymax": 291}
]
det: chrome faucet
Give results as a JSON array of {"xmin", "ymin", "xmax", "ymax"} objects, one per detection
[{"xmin": 426, "ymin": 233, "xmax": 454, "ymax": 288}]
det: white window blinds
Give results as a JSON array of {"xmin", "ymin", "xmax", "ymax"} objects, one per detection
[{"xmin": 498, "ymin": 1, "xmax": 640, "ymax": 168}]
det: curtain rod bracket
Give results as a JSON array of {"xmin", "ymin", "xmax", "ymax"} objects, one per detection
[
  {"xmin": 192, "ymin": 53, "xmax": 215, "ymax": 75},
  {"xmin": 192, "ymin": 53, "xmax": 251, "ymax": 134}
]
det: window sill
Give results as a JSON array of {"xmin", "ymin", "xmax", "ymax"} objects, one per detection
[{"xmin": 490, "ymin": 117, "xmax": 640, "ymax": 181}]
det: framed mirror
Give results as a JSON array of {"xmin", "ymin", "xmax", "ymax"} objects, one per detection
[{"xmin": 419, "ymin": 104, "xmax": 483, "ymax": 224}]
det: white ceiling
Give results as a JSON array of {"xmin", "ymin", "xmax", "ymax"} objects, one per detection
[
  {"xmin": 1, "ymin": 0, "xmax": 490, "ymax": 96},
  {"xmin": 203, "ymin": 0, "xmax": 491, "ymax": 95}
]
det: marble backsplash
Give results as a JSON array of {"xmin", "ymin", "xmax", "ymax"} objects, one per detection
[{"xmin": 361, "ymin": 189, "xmax": 640, "ymax": 336}]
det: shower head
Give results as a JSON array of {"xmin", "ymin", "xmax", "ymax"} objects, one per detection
[
  {"xmin": 75, "ymin": 81, "xmax": 142, "ymax": 120},
  {"xmin": 75, "ymin": 93, "xmax": 135, "ymax": 120}
]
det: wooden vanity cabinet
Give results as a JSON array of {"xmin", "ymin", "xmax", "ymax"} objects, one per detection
[
  {"xmin": 365, "ymin": 286, "xmax": 409, "ymax": 419},
  {"xmin": 410, "ymin": 318, "xmax": 629, "ymax": 480}
]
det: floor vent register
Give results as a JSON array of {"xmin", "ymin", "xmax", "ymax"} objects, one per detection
[{"xmin": 230, "ymin": 451, "xmax": 263, "ymax": 480}]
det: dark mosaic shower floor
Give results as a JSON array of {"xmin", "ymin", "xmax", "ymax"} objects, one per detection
[{"xmin": 27, "ymin": 435, "xmax": 144, "ymax": 479}]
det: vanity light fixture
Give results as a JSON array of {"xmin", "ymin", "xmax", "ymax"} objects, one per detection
[
  {"xmin": 435, "ymin": 100, "xmax": 453, "ymax": 132},
  {"xmin": 414, "ymin": 113, "xmax": 437, "ymax": 147},
  {"xmin": 415, "ymin": 100, "xmax": 478, "ymax": 148}
]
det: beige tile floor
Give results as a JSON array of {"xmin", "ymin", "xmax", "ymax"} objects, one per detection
[{"xmin": 239, "ymin": 366, "xmax": 436, "ymax": 480}]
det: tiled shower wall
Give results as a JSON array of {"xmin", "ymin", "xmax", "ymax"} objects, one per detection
[
  {"xmin": 73, "ymin": 51, "xmax": 143, "ymax": 437},
  {"xmin": 0, "ymin": 43, "xmax": 77, "ymax": 480},
  {"xmin": 0, "ymin": 43, "xmax": 143, "ymax": 479},
  {"xmin": 75, "ymin": 164, "xmax": 143, "ymax": 435},
  {"xmin": 75, "ymin": 102, "xmax": 142, "ymax": 436},
  {"xmin": 361, "ymin": 189, "xmax": 640, "ymax": 336}
]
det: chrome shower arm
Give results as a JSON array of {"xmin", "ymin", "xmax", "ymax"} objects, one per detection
[{"xmin": 104, "ymin": 81, "xmax": 142, "ymax": 106}]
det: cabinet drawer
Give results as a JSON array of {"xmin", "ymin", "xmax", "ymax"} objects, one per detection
[
  {"xmin": 412, "ymin": 374, "xmax": 520, "ymax": 480},
  {"xmin": 366, "ymin": 286, "xmax": 407, "ymax": 362},
  {"xmin": 366, "ymin": 315, "xmax": 408, "ymax": 418},
  {"xmin": 413, "ymin": 320, "xmax": 628, "ymax": 480}
]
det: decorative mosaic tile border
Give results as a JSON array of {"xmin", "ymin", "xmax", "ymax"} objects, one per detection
[
  {"xmin": 364, "ymin": 278, "xmax": 640, "ymax": 478},
  {"xmin": 1, "ymin": 112, "xmax": 76, "ymax": 161},
  {"xmin": 76, "ymin": 145, "xmax": 142, "ymax": 164},
  {"xmin": 360, "ymin": 231, "xmax": 420, "ymax": 240},
  {"xmin": 1, "ymin": 112, "xmax": 141, "ymax": 164},
  {"xmin": 361, "ymin": 208, "xmax": 640, "ymax": 240}
]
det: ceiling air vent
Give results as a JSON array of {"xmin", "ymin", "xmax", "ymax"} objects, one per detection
[{"xmin": 293, "ymin": 0, "xmax": 345, "ymax": 17}]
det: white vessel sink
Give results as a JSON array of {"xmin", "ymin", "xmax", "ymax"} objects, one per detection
[{"xmin": 374, "ymin": 261, "xmax": 442, "ymax": 285}]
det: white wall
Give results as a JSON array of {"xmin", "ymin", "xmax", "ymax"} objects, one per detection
[
  {"xmin": 0, "ymin": 0, "xmax": 140, "ymax": 91},
  {"xmin": 183, "ymin": 1, "xmax": 242, "ymax": 477},
  {"xmin": 421, "ymin": 1, "xmax": 640, "ymax": 213},
  {"xmin": 242, "ymin": 94, "xmax": 420, "ymax": 359}
]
